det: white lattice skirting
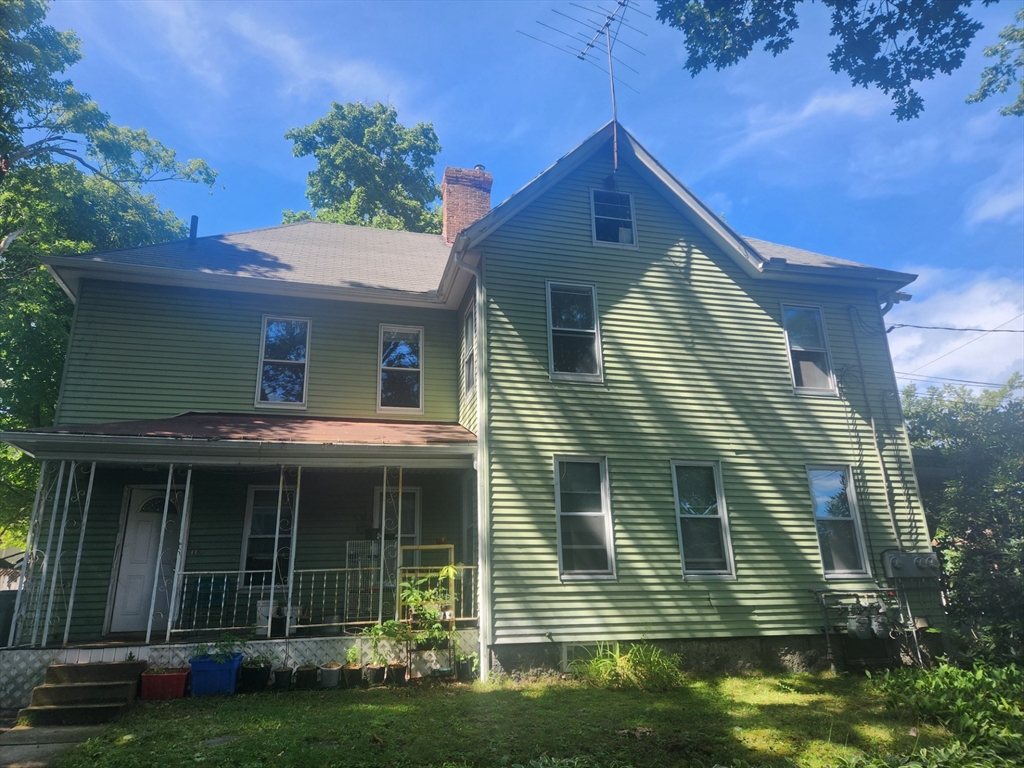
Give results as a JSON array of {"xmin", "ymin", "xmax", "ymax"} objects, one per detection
[{"xmin": 0, "ymin": 629, "xmax": 479, "ymax": 709}]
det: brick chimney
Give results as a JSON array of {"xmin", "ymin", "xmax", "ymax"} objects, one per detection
[{"xmin": 442, "ymin": 165, "xmax": 493, "ymax": 245}]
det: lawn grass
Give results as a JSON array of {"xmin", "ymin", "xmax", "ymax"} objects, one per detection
[{"xmin": 55, "ymin": 673, "xmax": 949, "ymax": 768}]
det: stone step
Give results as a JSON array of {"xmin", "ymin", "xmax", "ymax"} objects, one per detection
[
  {"xmin": 44, "ymin": 661, "xmax": 147, "ymax": 685},
  {"xmin": 17, "ymin": 702, "xmax": 130, "ymax": 726},
  {"xmin": 30, "ymin": 681, "xmax": 137, "ymax": 707}
]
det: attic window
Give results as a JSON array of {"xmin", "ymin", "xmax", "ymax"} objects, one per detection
[
  {"xmin": 591, "ymin": 189, "xmax": 636, "ymax": 247},
  {"xmin": 256, "ymin": 317, "xmax": 310, "ymax": 408}
]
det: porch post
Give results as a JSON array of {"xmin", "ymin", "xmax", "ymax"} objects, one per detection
[
  {"xmin": 62, "ymin": 461, "xmax": 97, "ymax": 646},
  {"xmin": 145, "ymin": 465, "xmax": 174, "ymax": 645},
  {"xmin": 32, "ymin": 461, "xmax": 67, "ymax": 647},
  {"xmin": 7, "ymin": 461, "xmax": 47, "ymax": 648},
  {"xmin": 266, "ymin": 466, "xmax": 285, "ymax": 638},
  {"xmin": 377, "ymin": 467, "xmax": 388, "ymax": 624},
  {"xmin": 284, "ymin": 467, "xmax": 302, "ymax": 637},
  {"xmin": 165, "ymin": 467, "xmax": 193, "ymax": 643},
  {"xmin": 42, "ymin": 461, "xmax": 78, "ymax": 644},
  {"xmin": 394, "ymin": 467, "xmax": 403, "ymax": 620}
]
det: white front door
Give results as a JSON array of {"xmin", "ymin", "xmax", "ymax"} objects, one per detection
[{"xmin": 110, "ymin": 487, "xmax": 180, "ymax": 633}]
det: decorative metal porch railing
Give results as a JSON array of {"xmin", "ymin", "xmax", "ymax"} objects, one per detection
[{"xmin": 168, "ymin": 566, "xmax": 478, "ymax": 636}]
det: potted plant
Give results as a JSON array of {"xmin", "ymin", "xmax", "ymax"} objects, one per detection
[
  {"xmin": 381, "ymin": 620, "xmax": 415, "ymax": 687},
  {"xmin": 361, "ymin": 623, "xmax": 390, "ymax": 686},
  {"xmin": 455, "ymin": 651, "xmax": 478, "ymax": 682},
  {"xmin": 342, "ymin": 645, "xmax": 363, "ymax": 689},
  {"xmin": 402, "ymin": 566, "xmax": 457, "ymax": 651},
  {"xmin": 189, "ymin": 634, "xmax": 244, "ymax": 696},
  {"xmin": 140, "ymin": 666, "xmax": 189, "ymax": 700},
  {"xmin": 320, "ymin": 661, "xmax": 342, "ymax": 688},
  {"xmin": 295, "ymin": 664, "xmax": 318, "ymax": 690},
  {"xmin": 239, "ymin": 650, "xmax": 275, "ymax": 693},
  {"xmin": 273, "ymin": 666, "xmax": 293, "ymax": 691}
]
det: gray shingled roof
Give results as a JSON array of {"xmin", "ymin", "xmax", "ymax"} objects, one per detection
[
  {"xmin": 61, "ymin": 220, "xmax": 451, "ymax": 295},
  {"xmin": 743, "ymin": 236, "xmax": 878, "ymax": 271}
]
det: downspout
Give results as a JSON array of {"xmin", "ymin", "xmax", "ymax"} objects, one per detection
[{"xmin": 453, "ymin": 241, "xmax": 491, "ymax": 681}]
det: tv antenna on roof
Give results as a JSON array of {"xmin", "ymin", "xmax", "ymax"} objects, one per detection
[{"xmin": 518, "ymin": 0, "xmax": 648, "ymax": 172}]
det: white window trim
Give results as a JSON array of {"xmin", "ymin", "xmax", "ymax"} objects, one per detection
[
  {"xmin": 546, "ymin": 281, "xmax": 605, "ymax": 383},
  {"xmin": 553, "ymin": 455, "xmax": 616, "ymax": 581},
  {"xmin": 239, "ymin": 485, "xmax": 295, "ymax": 590},
  {"xmin": 462, "ymin": 301, "xmax": 476, "ymax": 398},
  {"xmin": 781, "ymin": 302, "xmax": 838, "ymax": 396},
  {"xmin": 377, "ymin": 324, "xmax": 425, "ymax": 414},
  {"xmin": 670, "ymin": 460, "xmax": 737, "ymax": 579},
  {"xmin": 590, "ymin": 187, "xmax": 639, "ymax": 250},
  {"xmin": 254, "ymin": 315, "xmax": 311, "ymax": 410},
  {"xmin": 806, "ymin": 465, "xmax": 872, "ymax": 580}
]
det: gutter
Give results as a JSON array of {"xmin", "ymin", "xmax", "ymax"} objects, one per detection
[{"xmin": 451, "ymin": 239, "xmax": 492, "ymax": 682}]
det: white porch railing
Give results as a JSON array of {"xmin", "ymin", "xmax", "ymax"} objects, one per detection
[{"xmin": 168, "ymin": 566, "xmax": 478, "ymax": 636}]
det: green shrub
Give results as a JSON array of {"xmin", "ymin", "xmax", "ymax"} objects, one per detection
[
  {"xmin": 872, "ymin": 661, "xmax": 1024, "ymax": 760},
  {"xmin": 569, "ymin": 642, "xmax": 684, "ymax": 691}
]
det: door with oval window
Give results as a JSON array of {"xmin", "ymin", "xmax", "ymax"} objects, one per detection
[{"xmin": 109, "ymin": 487, "xmax": 181, "ymax": 634}]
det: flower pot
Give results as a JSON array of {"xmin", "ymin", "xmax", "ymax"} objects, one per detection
[
  {"xmin": 320, "ymin": 663, "xmax": 342, "ymax": 688},
  {"xmin": 141, "ymin": 668, "xmax": 188, "ymax": 700},
  {"xmin": 386, "ymin": 663, "xmax": 407, "ymax": 686},
  {"xmin": 295, "ymin": 665, "xmax": 318, "ymax": 690},
  {"xmin": 189, "ymin": 653, "xmax": 243, "ymax": 696},
  {"xmin": 342, "ymin": 664, "xmax": 364, "ymax": 689},
  {"xmin": 273, "ymin": 667, "xmax": 293, "ymax": 691},
  {"xmin": 364, "ymin": 664, "xmax": 385, "ymax": 687},
  {"xmin": 456, "ymin": 659, "xmax": 475, "ymax": 682},
  {"xmin": 239, "ymin": 665, "xmax": 272, "ymax": 693}
]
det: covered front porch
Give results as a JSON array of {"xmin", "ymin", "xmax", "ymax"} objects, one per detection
[{"xmin": 3, "ymin": 413, "xmax": 479, "ymax": 650}]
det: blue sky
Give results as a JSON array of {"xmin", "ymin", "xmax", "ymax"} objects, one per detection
[{"xmin": 48, "ymin": 0, "xmax": 1024, "ymax": 390}]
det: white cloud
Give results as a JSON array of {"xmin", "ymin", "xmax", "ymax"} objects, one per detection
[
  {"xmin": 135, "ymin": 1, "xmax": 230, "ymax": 91},
  {"xmin": 886, "ymin": 267, "xmax": 1024, "ymax": 391},
  {"xmin": 966, "ymin": 161, "xmax": 1024, "ymax": 226}
]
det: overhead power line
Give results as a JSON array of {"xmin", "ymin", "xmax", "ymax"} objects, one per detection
[
  {"xmin": 905, "ymin": 312, "xmax": 1024, "ymax": 374},
  {"xmin": 887, "ymin": 323, "xmax": 1024, "ymax": 333},
  {"xmin": 894, "ymin": 372, "xmax": 1011, "ymax": 388}
]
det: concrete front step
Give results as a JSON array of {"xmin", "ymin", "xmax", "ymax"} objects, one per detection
[
  {"xmin": 17, "ymin": 702, "xmax": 130, "ymax": 726},
  {"xmin": 44, "ymin": 661, "xmax": 148, "ymax": 685},
  {"xmin": 30, "ymin": 681, "xmax": 137, "ymax": 707}
]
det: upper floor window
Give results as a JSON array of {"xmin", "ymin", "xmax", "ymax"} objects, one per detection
[
  {"xmin": 463, "ymin": 302, "xmax": 476, "ymax": 397},
  {"xmin": 807, "ymin": 466, "xmax": 869, "ymax": 578},
  {"xmin": 547, "ymin": 282, "xmax": 603, "ymax": 382},
  {"xmin": 379, "ymin": 325, "xmax": 423, "ymax": 412},
  {"xmin": 591, "ymin": 189, "xmax": 636, "ymax": 247},
  {"xmin": 554, "ymin": 456, "xmax": 615, "ymax": 579},
  {"xmin": 672, "ymin": 461, "xmax": 735, "ymax": 577},
  {"xmin": 782, "ymin": 304, "xmax": 836, "ymax": 394},
  {"xmin": 256, "ymin": 317, "xmax": 309, "ymax": 408}
]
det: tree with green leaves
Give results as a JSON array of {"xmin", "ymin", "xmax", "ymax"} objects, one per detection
[
  {"xmin": 967, "ymin": 7, "xmax": 1024, "ymax": 116},
  {"xmin": 283, "ymin": 102, "xmax": 442, "ymax": 233},
  {"xmin": 0, "ymin": 0, "xmax": 216, "ymax": 547},
  {"xmin": 902, "ymin": 375, "xmax": 1023, "ymax": 661},
  {"xmin": 654, "ymin": 0, "xmax": 1022, "ymax": 120}
]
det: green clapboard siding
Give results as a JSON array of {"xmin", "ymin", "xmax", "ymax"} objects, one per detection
[
  {"xmin": 57, "ymin": 281, "xmax": 459, "ymax": 424},
  {"xmin": 458, "ymin": 290, "xmax": 478, "ymax": 433},
  {"xmin": 480, "ymin": 148, "xmax": 933, "ymax": 645}
]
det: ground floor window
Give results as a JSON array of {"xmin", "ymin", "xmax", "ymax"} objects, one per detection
[
  {"xmin": 807, "ymin": 466, "xmax": 869, "ymax": 577},
  {"xmin": 671, "ymin": 461, "xmax": 735, "ymax": 576},
  {"xmin": 554, "ymin": 456, "xmax": 615, "ymax": 579},
  {"xmin": 242, "ymin": 486, "xmax": 295, "ymax": 585}
]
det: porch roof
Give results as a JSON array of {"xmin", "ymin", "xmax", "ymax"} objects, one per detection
[{"xmin": 1, "ymin": 412, "xmax": 477, "ymax": 468}]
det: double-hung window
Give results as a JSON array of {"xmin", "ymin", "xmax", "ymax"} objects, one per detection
[
  {"xmin": 463, "ymin": 303, "xmax": 476, "ymax": 397},
  {"xmin": 379, "ymin": 325, "xmax": 423, "ymax": 412},
  {"xmin": 554, "ymin": 457, "xmax": 615, "ymax": 579},
  {"xmin": 547, "ymin": 282, "xmax": 603, "ymax": 381},
  {"xmin": 807, "ymin": 466, "xmax": 869, "ymax": 578},
  {"xmin": 591, "ymin": 188, "xmax": 636, "ymax": 247},
  {"xmin": 782, "ymin": 304, "xmax": 836, "ymax": 393},
  {"xmin": 241, "ymin": 486, "xmax": 294, "ymax": 587},
  {"xmin": 671, "ymin": 461, "xmax": 735, "ymax": 577},
  {"xmin": 256, "ymin": 317, "xmax": 310, "ymax": 407}
]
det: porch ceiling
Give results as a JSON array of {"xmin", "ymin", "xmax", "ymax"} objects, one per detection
[{"xmin": 1, "ymin": 412, "xmax": 477, "ymax": 468}]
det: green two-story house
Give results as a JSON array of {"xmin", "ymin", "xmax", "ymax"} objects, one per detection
[{"xmin": 1, "ymin": 122, "xmax": 936, "ymax": 695}]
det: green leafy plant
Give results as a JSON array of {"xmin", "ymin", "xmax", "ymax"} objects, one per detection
[
  {"xmin": 362, "ymin": 620, "xmax": 416, "ymax": 665},
  {"xmin": 193, "ymin": 633, "xmax": 242, "ymax": 664},
  {"xmin": 241, "ymin": 650, "xmax": 275, "ymax": 669},
  {"xmin": 871, "ymin": 660, "xmax": 1024, "ymax": 761},
  {"xmin": 345, "ymin": 644, "xmax": 361, "ymax": 666},
  {"xmin": 569, "ymin": 642, "xmax": 684, "ymax": 692}
]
